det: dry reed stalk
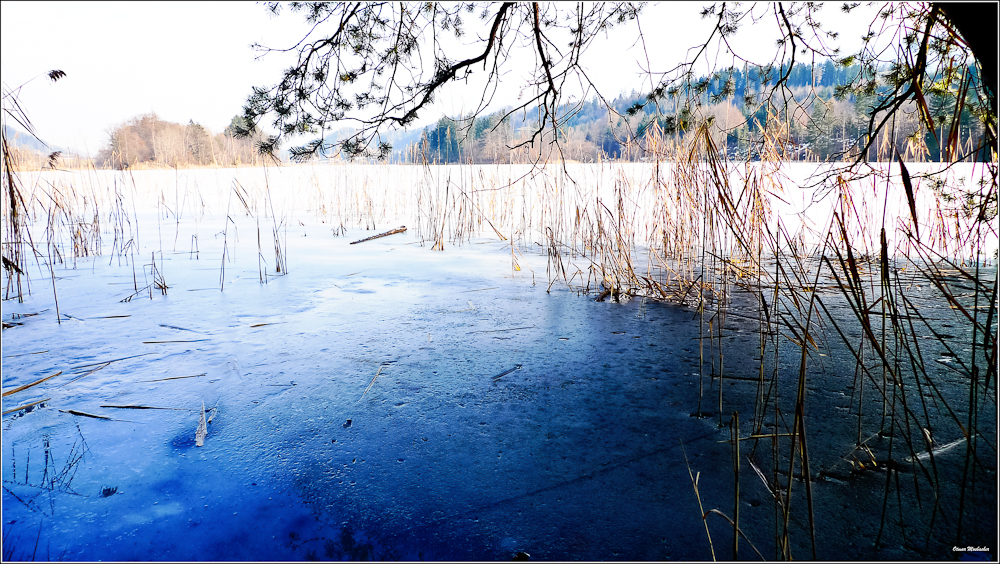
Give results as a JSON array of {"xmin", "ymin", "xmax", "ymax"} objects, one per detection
[
  {"xmin": 264, "ymin": 168, "xmax": 287, "ymax": 274},
  {"xmin": 151, "ymin": 252, "xmax": 167, "ymax": 295},
  {"xmin": 219, "ymin": 213, "xmax": 235, "ymax": 290},
  {"xmin": 681, "ymin": 441, "xmax": 717, "ymax": 561},
  {"xmin": 101, "ymin": 405, "xmax": 192, "ymax": 411},
  {"xmin": 144, "ymin": 373, "xmax": 207, "ymax": 382},
  {"xmin": 358, "ymin": 365, "xmax": 385, "ymax": 403},
  {"xmin": 1, "ymin": 349, "xmax": 49, "ymax": 358},
  {"xmin": 2, "ymin": 129, "xmax": 45, "ymax": 303},
  {"xmin": 2, "ymin": 398, "xmax": 50, "ymax": 416},
  {"xmin": 730, "ymin": 411, "xmax": 740, "ymax": 561},
  {"xmin": 58, "ymin": 409, "xmax": 111, "ymax": 420},
  {"xmin": 700, "ymin": 505, "xmax": 767, "ymax": 561},
  {"xmin": 1, "ymin": 370, "xmax": 63, "ymax": 397},
  {"xmin": 44, "ymin": 205, "xmax": 61, "ymax": 324}
]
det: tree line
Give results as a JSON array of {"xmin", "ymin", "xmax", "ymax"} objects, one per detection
[
  {"xmin": 94, "ymin": 114, "xmax": 267, "ymax": 169},
  {"xmin": 405, "ymin": 60, "xmax": 989, "ymax": 164},
  {"xmin": 86, "ymin": 57, "xmax": 989, "ymax": 168}
]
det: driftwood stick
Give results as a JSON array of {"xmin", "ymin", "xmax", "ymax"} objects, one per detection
[{"xmin": 350, "ymin": 226, "xmax": 407, "ymax": 245}]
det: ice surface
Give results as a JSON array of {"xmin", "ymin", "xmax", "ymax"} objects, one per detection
[{"xmin": 1, "ymin": 205, "xmax": 727, "ymax": 560}]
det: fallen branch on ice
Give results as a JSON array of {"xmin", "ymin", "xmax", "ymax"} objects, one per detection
[{"xmin": 349, "ymin": 226, "xmax": 406, "ymax": 245}]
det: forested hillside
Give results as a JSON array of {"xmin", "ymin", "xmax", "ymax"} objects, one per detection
[{"xmin": 404, "ymin": 60, "xmax": 989, "ymax": 164}]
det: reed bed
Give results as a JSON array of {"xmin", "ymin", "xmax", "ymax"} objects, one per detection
[{"xmin": 410, "ymin": 128, "xmax": 996, "ymax": 557}]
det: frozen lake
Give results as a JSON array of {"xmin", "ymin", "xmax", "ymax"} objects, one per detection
[
  {"xmin": 2, "ymin": 163, "xmax": 996, "ymax": 560},
  {"xmin": 2, "ymin": 215, "xmax": 733, "ymax": 560}
]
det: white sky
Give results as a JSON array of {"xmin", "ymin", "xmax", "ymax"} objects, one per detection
[{"xmin": 1, "ymin": 1, "xmax": 881, "ymax": 156}]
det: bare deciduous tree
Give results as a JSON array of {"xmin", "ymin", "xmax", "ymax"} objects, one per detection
[{"xmin": 95, "ymin": 113, "xmax": 266, "ymax": 169}]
